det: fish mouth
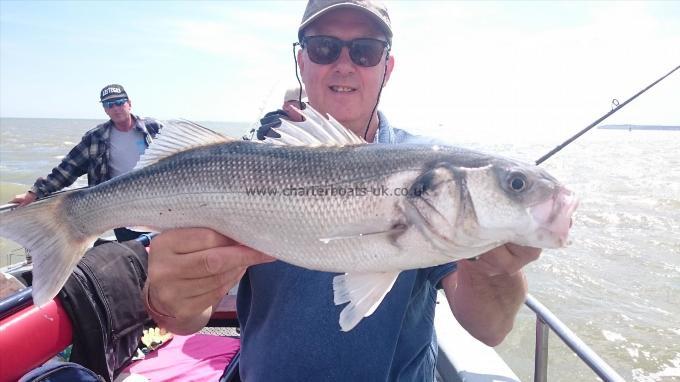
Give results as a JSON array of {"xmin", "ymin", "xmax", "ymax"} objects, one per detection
[{"xmin": 530, "ymin": 188, "xmax": 579, "ymax": 247}]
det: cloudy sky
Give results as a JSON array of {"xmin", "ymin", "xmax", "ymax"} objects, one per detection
[{"xmin": 1, "ymin": 1, "xmax": 678, "ymax": 143}]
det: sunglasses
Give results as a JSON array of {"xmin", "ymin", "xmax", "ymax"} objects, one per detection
[
  {"xmin": 301, "ymin": 36, "xmax": 389, "ymax": 67},
  {"xmin": 103, "ymin": 98, "xmax": 128, "ymax": 109}
]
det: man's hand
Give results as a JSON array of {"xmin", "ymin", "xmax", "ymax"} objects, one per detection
[
  {"xmin": 282, "ymin": 102, "xmax": 305, "ymax": 122},
  {"xmin": 145, "ymin": 228, "xmax": 275, "ymax": 335},
  {"xmin": 442, "ymin": 243, "xmax": 541, "ymax": 346},
  {"xmin": 467, "ymin": 243, "xmax": 541, "ymax": 277},
  {"xmin": 10, "ymin": 191, "xmax": 37, "ymax": 206}
]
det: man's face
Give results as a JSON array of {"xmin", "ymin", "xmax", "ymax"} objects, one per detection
[
  {"xmin": 299, "ymin": 8, "xmax": 394, "ymax": 135},
  {"xmin": 103, "ymin": 98, "xmax": 132, "ymax": 126}
]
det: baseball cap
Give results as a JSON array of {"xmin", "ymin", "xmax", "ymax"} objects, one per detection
[
  {"xmin": 100, "ymin": 84, "xmax": 128, "ymax": 102},
  {"xmin": 298, "ymin": 0, "xmax": 392, "ymax": 43}
]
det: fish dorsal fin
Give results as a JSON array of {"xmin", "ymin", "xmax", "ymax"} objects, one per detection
[
  {"xmin": 263, "ymin": 105, "xmax": 366, "ymax": 147},
  {"xmin": 135, "ymin": 120, "xmax": 233, "ymax": 170}
]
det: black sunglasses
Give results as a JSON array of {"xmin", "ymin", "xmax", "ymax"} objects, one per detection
[{"xmin": 301, "ymin": 35, "xmax": 389, "ymax": 67}]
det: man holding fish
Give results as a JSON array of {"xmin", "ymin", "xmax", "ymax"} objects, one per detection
[
  {"xmin": 142, "ymin": 1, "xmax": 556, "ymax": 380},
  {"xmin": 1, "ymin": 1, "xmax": 577, "ymax": 380}
]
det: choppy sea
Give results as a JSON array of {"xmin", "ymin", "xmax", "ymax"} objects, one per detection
[{"xmin": 0, "ymin": 117, "xmax": 678, "ymax": 381}]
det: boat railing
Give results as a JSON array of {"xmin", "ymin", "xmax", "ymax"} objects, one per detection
[
  {"xmin": 525, "ymin": 293, "xmax": 625, "ymax": 382},
  {"xmin": 3, "ymin": 248, "xmax": 30, "ymax": 269}
]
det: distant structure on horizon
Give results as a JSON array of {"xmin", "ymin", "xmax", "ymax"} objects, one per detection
[{"xmin": 599, "ymin": 124, "xmax": 680, "ymax": 131}]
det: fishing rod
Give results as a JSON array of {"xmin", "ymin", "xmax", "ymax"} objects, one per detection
[
  {"xmin": 534, "ymin": 64, "xmax": 680, "ymax": 165},
  {"xmin": 243, "ymin": 79, "xmax": 283, "ymax": 140}
]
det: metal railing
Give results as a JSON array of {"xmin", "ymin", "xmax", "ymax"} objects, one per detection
[
  {"xmin": 2, "ymin": 248, "xmax": 30, "ymax": 269},
  {"xmin": 525, "ymin": 293, "xmax": 625, "ymax": 382}
]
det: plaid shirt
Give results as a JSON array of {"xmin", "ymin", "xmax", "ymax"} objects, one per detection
[{"xmin": 31, "ymin": 115, "xmax": 162, "ymax": 198}]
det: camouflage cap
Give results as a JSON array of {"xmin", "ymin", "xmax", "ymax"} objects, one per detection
[{"xmin": 298, "ymin": 0, "xmax": 392, "ymax": 43}]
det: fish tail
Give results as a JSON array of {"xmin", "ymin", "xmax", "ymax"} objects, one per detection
[{"xmin": 0, "ymin": 192, "xmax": 94, "ymax": 306}]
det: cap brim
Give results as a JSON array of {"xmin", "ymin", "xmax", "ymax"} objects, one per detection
[{"xmin": 100, "ymin": 95, "xmax": 128, "ymax": 103}]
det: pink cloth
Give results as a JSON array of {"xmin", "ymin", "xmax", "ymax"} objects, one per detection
[{"xmin": 121, "ymin": 334, "xmax": 240, "ymax": 381}]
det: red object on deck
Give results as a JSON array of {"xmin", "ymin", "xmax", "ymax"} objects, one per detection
[
  {"xmin": 0, "ymin": 299, "xmax": 73, "ymax": 382},
  {"xmin": 212, "ymin": 295, "xmax": 238, "ymax": 321}
]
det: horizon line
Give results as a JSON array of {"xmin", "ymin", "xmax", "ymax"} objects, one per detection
[{"xmin": 0, "ymin": 116, "xmax": 252, "ymax": 125}]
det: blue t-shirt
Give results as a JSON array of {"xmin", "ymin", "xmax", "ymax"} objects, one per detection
[{"xmin": 237, "ymin": 112, "xmax": 457, "ymax": 381}]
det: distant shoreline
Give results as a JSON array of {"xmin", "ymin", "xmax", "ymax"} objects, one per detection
[{"xmin": 599, "ymin": 124, "xmax": 680, "ymax": 131}]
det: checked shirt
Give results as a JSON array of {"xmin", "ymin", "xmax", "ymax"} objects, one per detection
[{"xmin": 30, "ymin": 115, "xmax": 162, "ymax": 198}]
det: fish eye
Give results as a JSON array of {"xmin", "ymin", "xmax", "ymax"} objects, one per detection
[{"xmin": 508, "ymin": 173, "xmax": 527, "ymax": 192}]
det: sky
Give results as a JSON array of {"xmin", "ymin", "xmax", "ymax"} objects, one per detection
[{"xmin": 1, "ymin": 0, "xmax": 679, "ymax": 144}]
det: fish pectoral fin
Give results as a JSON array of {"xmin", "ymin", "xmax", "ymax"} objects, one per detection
[
  {"xmin": 264, "ymin": 105, "xmax": 366, "ymax": 147},
  {"xmin": 333, "ymin": 271, "xmax": 400, "ymax": 332},
  {"xmin": 319, "ymin": 224, "xmax": 407, "ymax": 243},
  {"xmin": 134, "ymin": 120, "xmax": 233, "ymax": 170}
]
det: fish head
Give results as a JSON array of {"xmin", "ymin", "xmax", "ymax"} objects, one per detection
[
  {"xmin": 468, "ymin": 160, "xmax": 579, "ymax": 249},
  {"xmin": 403, "ymin": 158, "xmax": 578, "ymax": 258}
]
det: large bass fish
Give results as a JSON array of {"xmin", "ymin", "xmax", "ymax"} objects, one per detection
[{"xmin": 0, "ymin": 107, "xmax": 578, "ymax": 331}]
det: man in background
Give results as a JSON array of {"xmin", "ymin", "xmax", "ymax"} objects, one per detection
[
  {"xmin": 10, "ymin": 84, "xmax": 162, "ymax": 242},
  {"xmin": 256, "ymin": 86, "xmax": 307, "ymax": 140},
  {"xmin": 281, "ymin": 86, "xmax": 307, "ymax": 122}
]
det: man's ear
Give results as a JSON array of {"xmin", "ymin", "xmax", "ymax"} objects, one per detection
[
  {"xmin": 383, "ymin": 54, "xmax": 395, "ymax": 87},
  {"xmin": 297, "ymin": 48, "xmax": 305, "ymax": 75}
]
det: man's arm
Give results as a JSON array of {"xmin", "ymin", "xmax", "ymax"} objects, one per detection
[
  {"xmin": 10, "ymin": 136, "xmax": 92, "ymax": 205},
  {"xmin": 442, "ymin": 244, "xmax": 541, "ymax": 346},
  {"xmin": 34, "ymin": 135, "xmax": 93, "ymax": 195}
]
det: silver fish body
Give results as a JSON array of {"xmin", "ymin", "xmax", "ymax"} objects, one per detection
[
  {"xmin": 0, "ymin": 108, "xmax": 578, "ymax": 331},
  {"xmin": 74, "ymin": 143, "xmax": 482, "ymax": 268}
]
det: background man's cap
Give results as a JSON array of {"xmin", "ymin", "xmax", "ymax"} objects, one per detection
[
  {"xmin": 100, "ymin": 84, "xmax": 128, "ymax": 102},
  {"xmin": 284, "ymin": 87, "xmax": 307, "ymax": 103},
  {"xmin": 298, "ymin": 0, "xmax": 392, "ymax": 43}
]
